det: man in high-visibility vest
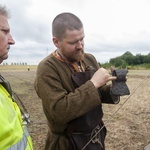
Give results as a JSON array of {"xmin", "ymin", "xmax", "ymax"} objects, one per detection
[{"xmin": 0, "ymin": 4, "xmax": 33, "ymax": 150}]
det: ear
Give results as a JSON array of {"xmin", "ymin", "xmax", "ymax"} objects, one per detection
[{"xmin": 53, "ymin": 37, "xmax": 60, "ymax": 48}]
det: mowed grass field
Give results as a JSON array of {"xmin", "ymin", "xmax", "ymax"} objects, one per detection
[{"xmin": 0, "ymin": 65, "xmax": 150, "ymax": 150}]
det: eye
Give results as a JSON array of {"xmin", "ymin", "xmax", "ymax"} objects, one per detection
[
  {"xmin": 80, "ymin": 38, "xmax": 84, "ymax": 42},
  {"xmin": 0, "ymin": 28, "xmax": 9, "ymax": 35},
  {"xmin": 68, "ymin": 41, "xmax": 77, "ymax": 45}
]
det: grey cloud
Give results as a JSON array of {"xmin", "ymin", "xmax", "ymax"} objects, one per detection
[
  {"xmin": 1, "ymin": 0, "xmax": 150, "ymax": 65},
  {"xmin": 3, "ymin": 0, "xmax": 50, "ymax": 45}
]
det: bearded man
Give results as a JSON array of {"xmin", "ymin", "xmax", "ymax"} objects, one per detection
[{"xmin": 34, "ymin": 12, "xmax": 120, "ymax": 150}]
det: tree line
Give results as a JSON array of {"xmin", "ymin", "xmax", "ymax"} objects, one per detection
[
  {"xmin": 2, "ymin": 62, "xmax": 28, "ymax": 65},
  {"xmin": 101, "ymin": 51, "xmax": 150, "ymax": 69}
]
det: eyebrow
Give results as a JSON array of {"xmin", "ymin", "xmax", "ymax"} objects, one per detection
[{"xmin": 0, "ymin": 27, "xmax": 10, "ymax": 32}]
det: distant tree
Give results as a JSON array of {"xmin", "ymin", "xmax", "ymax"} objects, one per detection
[
  {"xmin": 109, "ymin": 58, "xmax": 116, "ymax": 66},
  {"xmin": 143, "ymin": 54, "xmax": 150, "ymax": 63},
  {"xmin": 110, "ymin": 56, "xmax": 123, "ymax": 67},
  {"xmin": 3, "ymin": 63, "xmax": 8, "ymax": 65},
  {"xmin": 122, "ymin": 51, "xmax": 133, "ymax": 57},
  {"xmin": 105, "ymin": 51, "xmax": 150, "ymax": 69},
  {"xmin": 121, "ymin": 51, "xmax": 134, "ymax": 65},
  {"xmin": 134, "ymin": 54, "xmax": 143, "ymax": 65}
]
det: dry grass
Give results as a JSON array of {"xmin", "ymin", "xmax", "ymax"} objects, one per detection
[
  {"xmin": 0, "ymin": 66, "xmax": 149, "ymax": 150},
  {"xmin": 103, "ymin": 70, "xmax": 150, "ymax": 150}
]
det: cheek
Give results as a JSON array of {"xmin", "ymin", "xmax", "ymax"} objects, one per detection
[
  {"xmin": 66, "ymin": 45, "xmax": 76, "ymax": 52},
  {"xmin": 0, "ymin": 39, "xmax": 7, "ymax": 54},
  {"xmin": 0, "ymin": 36, "xmax": 6, "ymax": 46}
]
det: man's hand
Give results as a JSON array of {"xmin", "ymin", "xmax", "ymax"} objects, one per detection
[{"xmin": 90, "ymin": 67, "xmax": 116, "ymax": 88}]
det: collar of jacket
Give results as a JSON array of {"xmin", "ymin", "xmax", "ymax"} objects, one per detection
[{"xmin": 52, "ymin": 50, "xmax": 85, "ymax": 72}]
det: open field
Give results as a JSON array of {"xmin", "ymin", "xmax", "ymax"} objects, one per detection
[{"xmin": 0, "ymin": 66, "xmax": 150, "ymax": 150}]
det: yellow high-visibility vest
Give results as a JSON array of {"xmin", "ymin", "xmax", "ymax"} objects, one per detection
[{"xmin": 0, "ymin": 84, "xmax": 33, "ymax": 150}]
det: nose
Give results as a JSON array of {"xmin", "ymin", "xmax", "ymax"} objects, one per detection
[
  {"xmin": 8, "ymin": 33, "xmax": 15, "ymax": 45},
  {"xmin": 76, "ymin": 40, "xmax": 83, "ymax": 49}
]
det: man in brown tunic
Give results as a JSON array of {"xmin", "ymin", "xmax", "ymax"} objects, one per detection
[{"xmin": 34, "ymin": 13, "xmax": 120, "ymax": 150}]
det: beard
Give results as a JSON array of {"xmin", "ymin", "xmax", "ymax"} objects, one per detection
[{"xmin": 62, "ymin": 49, "xmax": 84, "ymax": 63}]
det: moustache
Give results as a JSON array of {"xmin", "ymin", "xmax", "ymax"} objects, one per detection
[{"xmin": 7, "ymin": 45, "xmax": 10, "ymax": 50}]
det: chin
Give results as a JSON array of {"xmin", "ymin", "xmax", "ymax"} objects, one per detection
[
  {"xmin": 3, "ymin": 56, "xmax": 8, "ymax": 61},
  {"xmin": 76, "ymin": 55, "xmax": 84, "ymax": 62}
]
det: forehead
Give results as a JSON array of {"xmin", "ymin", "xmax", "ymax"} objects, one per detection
[
  {"xmin": 64, "ymin": 28, "xmax": 84, "ymax": 39},
  {"xmin": 0, "ymin": 14, "xmax": 9, "ymax": 29}
]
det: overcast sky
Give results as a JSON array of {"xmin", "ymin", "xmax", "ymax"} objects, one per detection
[{"xmin": 1, "ymin": 0, "xmax": 150, "ymax": 65}]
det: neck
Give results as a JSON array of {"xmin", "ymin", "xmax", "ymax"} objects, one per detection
[{"xmin": 56, "ymin": 49, "xmax": 67, "ymax": 61}]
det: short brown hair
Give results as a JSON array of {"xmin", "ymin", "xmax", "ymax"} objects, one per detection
[{"xmin": 52, "ymin": 12, "xmax": 83, "ymax": 40}]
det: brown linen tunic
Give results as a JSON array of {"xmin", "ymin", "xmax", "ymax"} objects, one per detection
[{"xmin": 34, "ymin": 52, "xmax": 118, "ymax": 150}]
